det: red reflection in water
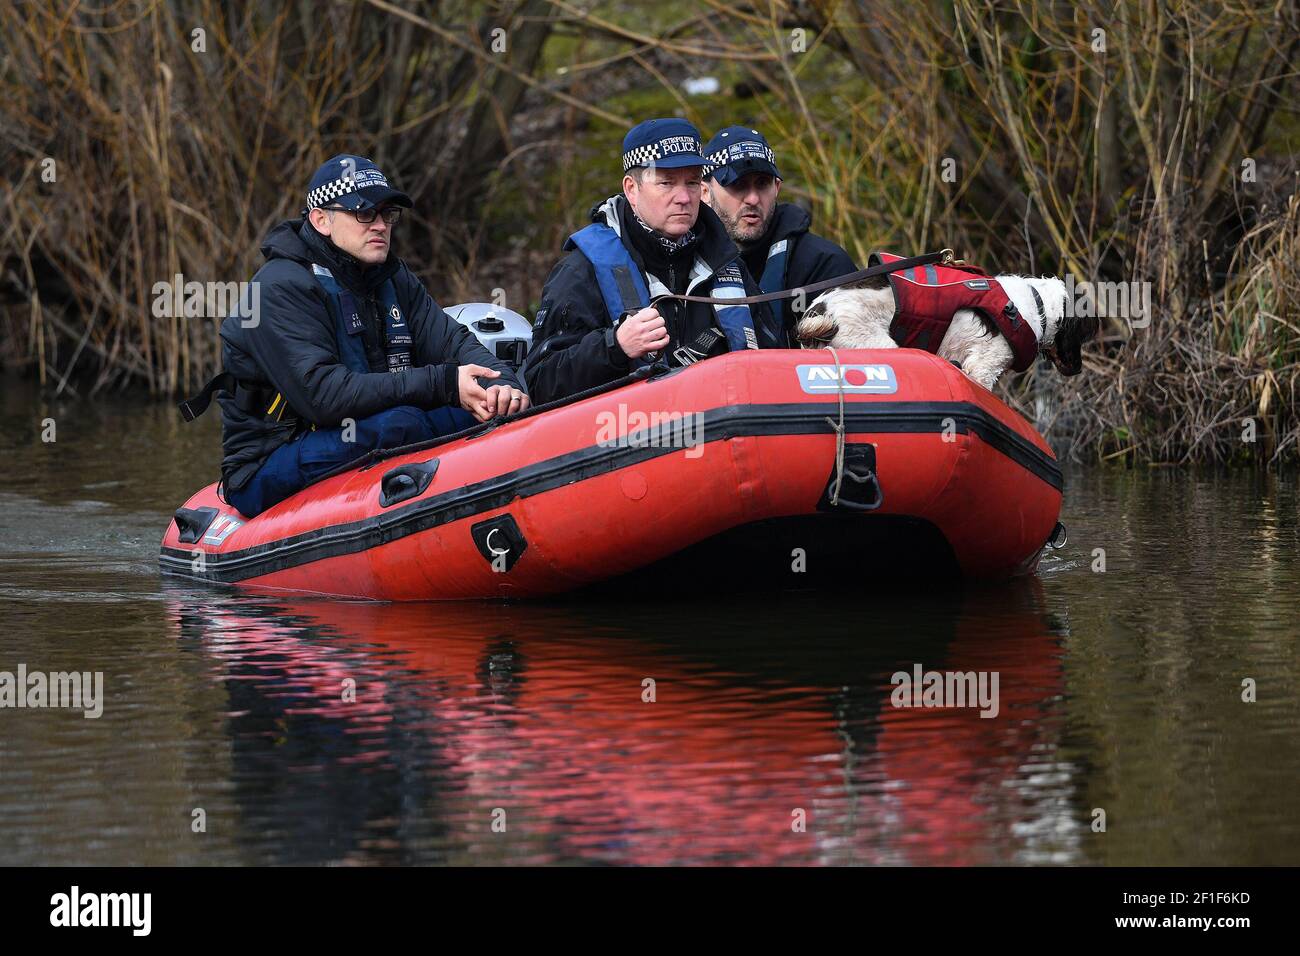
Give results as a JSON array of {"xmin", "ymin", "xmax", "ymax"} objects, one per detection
[{"xmin": 167, "ymin": 581, "xmax": 1070, "ymax": 865}]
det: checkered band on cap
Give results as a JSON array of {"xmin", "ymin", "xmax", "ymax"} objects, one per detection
[
  {"xmin": 307, "ymin": 176, "xmax": 355, "ymax": 210},
  {"xmin": 622, "ymin": 143, "xmax": 663, "ymax": 171},
  {"xmin": 704, "ymin": 143, "xmax": 776, "ymax": 177},
  {"xmin": 702, "ymin": 148, "xmax": 729, "ymax": 178}
]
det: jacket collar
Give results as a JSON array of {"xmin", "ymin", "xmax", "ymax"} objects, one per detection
[
  {"xmin": 748, "ymin": 202, "xmax": 811, "ymax": 252},
  {"xmin": 258, "ymin": 217, "xmax": 397, "ymax": 294},
  {"xmin": 738, "ymin": 202, "xmax": 811, "ymax": 277},
  {"xmin": 298, "ymin": 219, "xmax": 397, "ymax": 294},
  {"xmin": 586, "ymin": 194, "xmax": 741, "ymax": 279}
]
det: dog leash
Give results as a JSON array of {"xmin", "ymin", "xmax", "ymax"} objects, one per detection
[
  {"xmin": 648, "ymin": 248, "xmax": 954, "ymax": 308},
  {"xmin": 635, "ymin": 247, "xmax": 950, "ymax": 361}
]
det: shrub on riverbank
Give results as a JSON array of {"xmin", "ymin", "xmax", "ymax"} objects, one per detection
[{"xmin": 1, "ymin": 0, "xmax": 1297, "ymax": 463}]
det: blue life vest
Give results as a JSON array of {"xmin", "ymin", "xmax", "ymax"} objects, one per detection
[
  {"xmin": 310, "ymin": 264, "xmax": 412, "ymax": 374},
  {"xmin": 568, "ymin": 223, "xmax": 760, "ymax": 354},
  {"xmin": 757, "ymin": 237, "xmax": 794, "ymax": 344},
  {"xmin": 758, "ymin": 237, "xmax": 790, "ymax": 296}
]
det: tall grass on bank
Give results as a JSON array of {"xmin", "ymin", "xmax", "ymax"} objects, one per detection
[
  {"xmin": 3, "ymin": 0, "xmax": 1299, "ymax": 465},
  {"xmin": 684, "ymin": 0, "xmax": 1300, "ymax": 461},
  {"xmin": 0, "ymin": 0, "xmax": 559, "ymax": 397},
  {"xmin": 1056, "ymin": 188, "xmax": 1300, "ymax": 465}
]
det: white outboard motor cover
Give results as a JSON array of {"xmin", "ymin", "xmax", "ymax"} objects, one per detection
[{"xmin": 445, "ymin": 302, "xmax": 533, "ymax": 369}]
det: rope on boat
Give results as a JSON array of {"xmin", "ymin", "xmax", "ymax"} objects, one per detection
[{"xmin": 824, "ymin": 345, "xmax": 847, "ymax": 506}]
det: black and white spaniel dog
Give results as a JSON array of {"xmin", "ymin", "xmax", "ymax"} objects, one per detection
[{"xmin": 795, "ymin": 271, "xmax": 1096, "ymax": 390}]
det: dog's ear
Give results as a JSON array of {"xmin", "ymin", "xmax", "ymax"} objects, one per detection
[
  {"xmin": 795, "ymin": 310, "xmax": 837, "ymax": 347},
  {"xmin": 1049, "ymin": 312, "xmax": 1101, "ymax": 376}
]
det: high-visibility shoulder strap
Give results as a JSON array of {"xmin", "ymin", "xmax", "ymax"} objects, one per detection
[
  {"xmin": 569, "ymin": 223, "xmax": 651, "ymax": 322},
  {"xmin": 706, "ymin": 262, "xmax": 760, "ymax": 351}
]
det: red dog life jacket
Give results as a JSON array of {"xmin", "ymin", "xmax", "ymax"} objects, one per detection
[{"xmin": 869, "ymin": 252, "xmax": 1040, "ymax": 373}]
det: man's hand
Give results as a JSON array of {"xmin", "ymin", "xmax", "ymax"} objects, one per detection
[
  {"xmin": 483, "ymin": 382, "xmax": 530, "ymax": 419},
  {"xmin": 457, "ymin": 364, "xmax": 529, "ymax": 422},
  {"xmin": 616, "ymin": 307, "xmax": 670, "ymax": 359}
]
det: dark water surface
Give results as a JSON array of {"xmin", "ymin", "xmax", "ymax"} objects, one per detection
[{"xmin": 1, "ymin": 378, "xmax": 1297, "ymax": 865}]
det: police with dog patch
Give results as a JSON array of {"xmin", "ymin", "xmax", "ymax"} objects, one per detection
[
  {"xmin": 179, "ymin": 154, "xmax": 528, "ymax": 518},
  {"xmin": 702, "ymin": 126, "xmax": 857, "ymax": 343},
  {"xmin": 523, "ymin": 119, "xmax": 780, "ymax": 404}
]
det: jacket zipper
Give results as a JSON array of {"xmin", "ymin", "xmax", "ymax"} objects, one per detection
[{"xmin": 364, "ymin": 293, "xmax": 384, "ymax": 370}]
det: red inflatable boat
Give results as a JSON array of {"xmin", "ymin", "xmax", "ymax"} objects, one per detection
[{"xmin": 159, "ymin": 349, "xmax": 1064, "ymax": 600}]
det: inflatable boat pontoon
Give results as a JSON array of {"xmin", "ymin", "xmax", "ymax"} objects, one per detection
[{"xmin": 160, "ymin": 349, "xmax": 1064, "ymax": 600}]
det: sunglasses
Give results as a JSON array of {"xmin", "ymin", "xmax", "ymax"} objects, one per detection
[{"xmin": 324, "ymin": 205, "xmax": 403, "ymax": 225}]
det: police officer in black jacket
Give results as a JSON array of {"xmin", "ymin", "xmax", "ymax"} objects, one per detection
[
  {"xmin": 181, "ymin": 155, "xmax": 528, "ymax": 518},
  {"xmin": 701, "ymin": 127, "xmax": 858, "ymax": 342},
  {"xmin": 523, "ymin": 119, "xmax": 780, "ymax": 405}
]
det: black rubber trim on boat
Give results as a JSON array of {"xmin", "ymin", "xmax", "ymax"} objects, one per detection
[
  {"xmin": 311, "ymin": 362, "xmax": 674, "ymax": 484},
  {"xmin": 159, "ymin": 400, "xmax": 1062, "ymax": 583}
]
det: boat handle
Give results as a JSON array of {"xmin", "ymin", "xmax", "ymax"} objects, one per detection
[
  {"xmin": 832, "ymin": 467, "xmax": 883, "ymax": 511},
  {"xmin": 379, "ymin": 458, "xmax": 440, "ymax": 508},
  {"xmin": 820, "ymin": 444, "xmax": 883, "ymax": 512},
  {"xmin": 173, "ymin": 506, "xmax": 220, "ymax": 544}
]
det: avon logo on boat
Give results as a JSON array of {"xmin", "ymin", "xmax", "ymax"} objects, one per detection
[
  {"xmin": 202, "ymin": 515, "xmax": 243, "ymax": 545},
  {"xmin": 796, "ymin": 364, "xmax": 897, "ymax": 394}
]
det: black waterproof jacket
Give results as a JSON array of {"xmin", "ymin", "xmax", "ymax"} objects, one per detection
[
  {"xmin": 738, "ymin": 203, "xmax": 858, "ymax": 337},
  {"xmin": 217, "ymin": 218, "xmax": 522, "ymax": 493},
  {"xmin": 522, "ymin": 195, "xmax": 775, "ymax": 405}
]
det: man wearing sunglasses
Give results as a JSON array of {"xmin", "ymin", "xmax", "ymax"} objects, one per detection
[{"xmin": 183, "ymin": 154, "xmax": 528, "ymax": 518}]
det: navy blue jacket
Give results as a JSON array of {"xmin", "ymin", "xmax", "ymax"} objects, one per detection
[
  {"xmin": 217, "ymin": 219, "xmax": 521, "ymax": 492},
  {"xmin": 523, "ymin": 196, "xmax": 774, "ymax": 405},
  {"xmin": 739, "ymin": 203, "xmax": 857, "ymax": 339}
]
